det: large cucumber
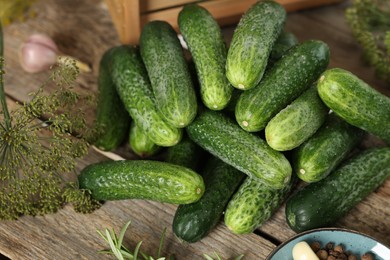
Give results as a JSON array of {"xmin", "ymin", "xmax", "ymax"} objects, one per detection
[
  {"xmin": 94, "ymin": 47, "xmax": 130, "ymax": 151},
  {"xmin": 317, "ymin": 68, "xmax": 390, "ymax": 143},
  {"xmin": 140, "ymin": 21, "xmax": 197, "ymax": 128},
  {"xmin": 293, "ymin": 113, "xmax": 364, "ymax": 183},
  {"xmin": 235, "ymin": 40, "xmax": 330, "ymax": 132},
  {"xmin": 78, "ymin": 160, "xmax": 205, "ymax": 204},
  {"xmin": 110, "ymin": 45, "xmax": 182, "ymax": 147},
  {"xmin": 129, "ymin": 121, "xmax": 161, "ymax": 158},
  {"xmin": 285, "ymin": 147, "xmax": 390, "ymax": 232},
  {"xmin": 172, "ymin": 156, "xmax": 245, "ymax": 243},
  {"xmin": 226, "ymin": 0, "xmax": 286, "ymax": 90},
  {"xmin": 224, "ymin": 176, "xmax": 294, "ymax": 234},
  {"xmin": 178, "ymin": 4, "xmax": 233, "ymax": 110},
  {"xmin": 265, "ymin": 86, "xmax": 329, "ymax": 151},
  {"xmin": 186, "ymin": 109, "xmax": 292, "ymax": 189}
]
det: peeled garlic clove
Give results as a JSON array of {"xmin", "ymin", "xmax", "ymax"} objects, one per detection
[
  {"xmin": 19, "ymin": 34, "xmax": 58, "ymax": 73},
  {"xmin": 292, "ymin": 241, "xmax": 320, "ymax": 260}
]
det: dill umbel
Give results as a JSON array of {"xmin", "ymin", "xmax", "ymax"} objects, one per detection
[{"xmin": 0, "ymin": 23, "xmax": 100, "ymax": 220}]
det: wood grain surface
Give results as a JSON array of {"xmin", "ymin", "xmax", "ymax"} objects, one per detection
[{"xmin": 0, "ymin": 0, "xmax": 389, "ymax": 259}]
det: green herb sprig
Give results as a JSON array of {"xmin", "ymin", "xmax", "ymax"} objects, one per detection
[
  {"xmin": 97, "ymin": 221, "xmax": 245, "ymax": 260},
  {"xmin": 0, "ymin": 22, "xmax": 100, "ymax": 219},
  {"xmin": 346, "ymin": 0, "xmax": 390, "ymax": 84}
]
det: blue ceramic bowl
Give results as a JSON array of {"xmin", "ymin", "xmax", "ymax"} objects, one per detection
[{"xmin": 267, "ymin": 228, "xmax": 390, "ymax": 260}]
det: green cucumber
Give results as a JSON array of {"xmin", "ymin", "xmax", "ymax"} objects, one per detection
[
  {"xmin": 172, "ymin": 156, "xmax": 245, "ymax": 243},
  {"xmin": 268, "ymin": 31, "xmax": 299, "ymax": 64},
  {"xmin": 186, "ymin": 109, "xmax": 292, "ymax": 189},
  {"xmin": 286, "ymin": 147, "xmax": 390, "ymax": 232},
  {"xmin": 293, "ymin": 113, "xmax": 364, "ymax": 183},
  {"xmin": 226, "ymin": 1, "xmax": 286, "ymax": 90},
  {"xmin": 110, "ymin": 45, "xmax": 182, "ymax": 147},
  {"xmin": 235, "ymin": 40, "xmax": 330, "ymax": 132},
  {"xmin": 265, "ymin": 86, "xmax": 329, "ymax": 151},
  {"xmin": 166, "ymin": 134, "xmax": 204, "ymax": 171},
  {"xmin": 224, "ymin": 32, "xmax": 298, "ymax": 114},
  {"xmin": 78, "ymin": 160, "xmax": 205, "ymax": 204},
  {"xmin": 178, "ymin": 4, "xmax": 233, "ymax": 110},
  {"xmin": 129, "ymin": 121, "xmax": 161, "ymax": 158},
  {"xmin": 224, "ymin": 176, "xmax": 294, "ymax": 234},
  {"xmin": 94, "ymin": 47, "xmax": 130, "ymax": 151},
  {"xmin": 140, "ymin": 21, "xmax": 197, "ymax": 128},
  {"xmin": 317, "ymin": 68, "xmax": 390, "ymax": 143}
]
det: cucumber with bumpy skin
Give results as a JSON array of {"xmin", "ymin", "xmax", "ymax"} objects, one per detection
[
  {"xmin": 94, "ymin": 47, "xmax": 130, "ymax": 151},
  {"xmin": 110, "ymin": 45, "xmax": 182, "ymax": 147},
  {"xmin": 129, "ymin": 121, "xmax": 161, "ymax": 158},
  {"xmin": 166, "ymin": 135, "xmax": 204, "ymax": 171},
  {"xmin": 286, "ymin": 147, "xmax": 390, "ymax": 232},
  {"xmin": 172, "ymin": 156, "xmax": 245, "ymax": 243},
  {"xmin": 178, "ymin": 4, "xmax": 233, "ymax": 110},
  {"xmin": 186, "ymin": 109, "xmax": 292, "ymax": 189},
  {"xmin": 235, "ymin": 40, "xmax": 330, "ymax": 132},
  {"xmin": 293, "ymin": 113, "xmax": 364, "ymax": 183},
  {"xmin": 265, "ymin": 86, "xmax": 329, "ymax": 151},
  {"xmin": 317, "ymin": 68, "xmax": 390, "ymax": 143},
  {"xmin": 224, "ymin": 31, "xmax": 298, "ymax": 113},
  {"xmin": 140, "ymin": 21, "xmax": 197, "ymax": 128},
  {"xmin": 78, "ymin": 160, "xmax": 205, "ymax": 204},
  {"xmin": 226, "ymin": 0, "xmax": 286, "ymax": 90},
  {"xmin": 224, "ymin": 176, "xmax": 294, "ymax": 234},
  {"xmin": 268, "ymin": 31, "xmax": 299, "ymax": 64}
]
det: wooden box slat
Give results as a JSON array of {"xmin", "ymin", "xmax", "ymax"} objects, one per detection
[{"xmin": 105, "ymin": 0, "xmax": 346, "ymax": 44}]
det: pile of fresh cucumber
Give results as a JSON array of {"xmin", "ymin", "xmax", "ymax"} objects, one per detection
[{"xmin": 79, "ymin": 0, "xmax": 390, "ymax": 244}]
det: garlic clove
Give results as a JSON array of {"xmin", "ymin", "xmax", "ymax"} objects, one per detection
[
  {"xmin": 19, "ymin": 41, "xmax": 58, "ymax": 73},
  {"xmin": 292, "ymin": 241, "xmax": 320, "ymax": 260},
  {"xmin": 26, "ymin": 33, "xmax": 59, "ymax": 53}
]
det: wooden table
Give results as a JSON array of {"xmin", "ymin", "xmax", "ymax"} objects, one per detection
[{"xmin": 1, "ymin": 0, "xmax": 389, "ymax": 259}]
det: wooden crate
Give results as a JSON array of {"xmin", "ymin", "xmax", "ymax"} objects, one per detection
[{"xmin": 104, "ymin": 0, "xmax": 346, "ymax": 44}]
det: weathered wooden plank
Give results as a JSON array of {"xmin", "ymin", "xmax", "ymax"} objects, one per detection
[{"xmin": 1, "ymin": 0, "xmax": 389, "ymax": 259}]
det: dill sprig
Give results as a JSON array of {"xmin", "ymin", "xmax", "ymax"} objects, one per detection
[
  {"xmin": 0, "ymin": 22, "xmax": 100, "ymax": 220},
  {"xmin": 346, "ymin": 0, "xmax": 390, "ymax": 84}
]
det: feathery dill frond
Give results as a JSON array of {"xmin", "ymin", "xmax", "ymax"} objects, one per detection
[
  {"xmin": 0, "ymin": 44, "xmax": 101, "ymax": 219},
  {"xmin": 346, "ymin": 0, "xmax": 390, "ymax": 84}
]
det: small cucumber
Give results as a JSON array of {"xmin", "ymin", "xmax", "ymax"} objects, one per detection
[
  {"xmin": 129, "ymin": 121, "xmax": 161, "ymax": 158},
  {"xmin": 235, "ymin": 40, "xmax": 330, "ymax": 132},
  {"xmin": 226, "ymin": 0, "xmax": 286, "ymax": 90},
  {"xmin": 317, "ymin": 68, "xmax": 390, "ymax": 143},
  {"xmin": 224, "ymin": 31, "xmax": 298, "ymax": 114},
  {"xmin": 178, "ymin": 4, "xmax": 233, "ymax": 110},
  {"xmin": 285, "ymin": 147, "xmax": 390, "ymax": 232},
  {"xmin": 94, "ymin": 47, "xmax": 130, "ymax": 151},
  {"xmin": 268, "ymin": 31, "xmax": 299, "ymax": 64},
  {"xmin": 140, "ymin": 21, "xmax": 197, "ymax": 128},
  {"xmin": 110, "ymin": 45, "xmax": 182, "ymax": 147},
  {"xmin": 166, "ymin": 134, "xmax": 204, "ymax": 171},
  {"xmin": 265, "ymin": 86, "xmax": 329, "ymax": 151},
  {"xmin": 172, "ymin": 156, "xmax": 245, "ymax": 243},
  {"xmin": 224, "ymin": 176, "xmax": 294, "ymax": 234},
  {"xmin": 186, "ymin": 109, "xmax": 292, "ymax": 189},
  {"xmin": 78, "ymin": 160, "xmax": 205, "ymax": 204},
  {"xmin": 293, "ymin": 113, "xmax": 364, "ymax": 183}
]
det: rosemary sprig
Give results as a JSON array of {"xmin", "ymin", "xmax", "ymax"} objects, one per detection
[
  {"xmin": 97, "ymin": 221, "xmax": 245, "ymax": 260},
  {"xmin": 97, "ymin": 221, "xmax": 169, "ymax": 260}
]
